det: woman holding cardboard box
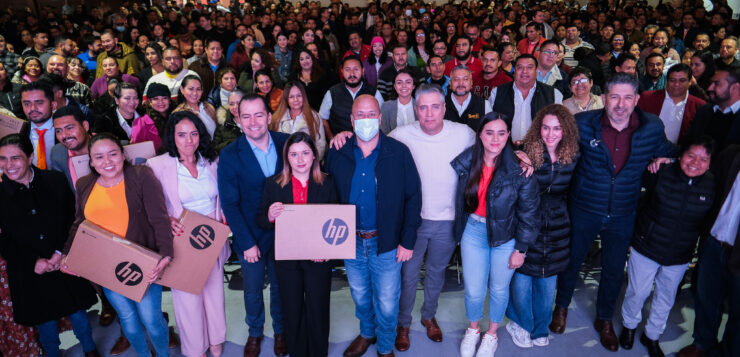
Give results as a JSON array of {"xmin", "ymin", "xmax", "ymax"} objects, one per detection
[
  {"xmin": 63, "ymin": 133, "xmax": 174, "ymax": 357},
  {"xmin": 0, "ymin": 134, "xmax": 99, "ymax": 357},
  {"xmin": 257, "ymin": 132, "xmax": 339, "ymax": 357},
  {"xmin": 147, "ymin": 110, "xmax": 230, "ymax": 357}
]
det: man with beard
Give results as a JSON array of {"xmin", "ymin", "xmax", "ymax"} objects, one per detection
[
  {"xmin": 77, "ymin": 35, "xmax": 101, "ymax": 75},
  {"xmin": 319, "ymin": 56, "xmax": 384, "ymax": 139},
  {"xmin": 94, "ymin": 29, "xmax": 141, "ymax": 79},
  {"xmin": 640, "ymin": 53, "xmax": 666, "ymax": 92},
  {"xmin": 692, "ymin": 32, "xmax": 711, "ymax": 52},
  {"xmin": 489, "ymin": 54, "xmax": 562, "ymax": 144},
  {"xmin": 444, "ymin": 65, "xmax": 490, "ymax": 131},
  {"xmin": 143, "ymin": 47, "xmax": 199, "ymax": 101},
  {"xmin": 213, "ymin": 15, "xmax": 236, "ymax": 53},
  {"xmin": 40, "ymin": 35, "xmax": 76, "ymax": 68},
  {"xmin": 686, "ymin": 68, "xmax": 740, "ymax": 153},
  {"xmin": 444, "ymin": 36, "xmax": 483, "ymax": 78},
  {"xmin": 18, "ymin": 82, "xmax": 56, "ymax": 170},
  {"xmin": 49, "ymin": 105, "xmax": 90, "ymax": 189},
  {"xmin": 716, "ymin": 37, "xmax": 740, "ymax": 70},
  {"xmin": 472, "ymin": 47, "xmax": 512, "ymax": 100},
  {"xmin": 46, "ymin": 56, "xmax": 92, "ymax": 107},
  {"xmin": 377, "ymin": 45, "xmax": 423, "ymax": 100}
]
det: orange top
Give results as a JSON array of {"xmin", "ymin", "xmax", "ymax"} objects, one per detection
[
  {"xmin": 84, "ymin": 180, "xmax": 129, "ymax": 237},
  {"xmin": 473, "ymin": 165, "xmax": 495, "ymax": 217}
]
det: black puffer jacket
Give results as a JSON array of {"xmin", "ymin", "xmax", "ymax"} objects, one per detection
[
  {"xmin": 632, "ymin": 163, "xmax": 715, "ymax": 266},
  {"xmin": 519, "ymin": 149, "xmax": 577, "ymax": 277},
  {"xmin": 451, "ymin": 144, "xmax": 541, "ymax": 252}
]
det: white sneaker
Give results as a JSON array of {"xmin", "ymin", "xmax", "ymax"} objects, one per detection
[
  {"xmin": 460, "ymin": 328, "xmax": 480, "ymax": 357},
  {"xmin": 475, "ymin": 333, "xmax": 498, "ymax": 357},
  {"xmin": 506, "ymin": 321, "xmax": 533, "ymax": 348},
  {"xmin": 532, "ymin": 336, "xmax": 549, "ymax": 346}
]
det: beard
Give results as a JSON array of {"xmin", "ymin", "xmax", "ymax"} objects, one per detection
[
  {"xmin": 455, "ymin": 49, "xmax": 471, "ymax": 61},
  {"xmin": 344, "ymin": 77, "xmax": 362, "ymax": 88}
]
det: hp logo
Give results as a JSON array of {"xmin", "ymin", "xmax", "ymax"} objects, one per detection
[
  {"xmin": 189, "ymin": 224, "xmax": 215, "ymax": 250},
  {"xmin": 115, "ymin": 262, "xmax": 143, "ymax": 286},
  {"xmin": 322, "ymin": 218, "xmax": 349, "ymax": 246}
]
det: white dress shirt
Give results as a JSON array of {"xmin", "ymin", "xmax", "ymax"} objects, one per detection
[
  {"xmin": 115, "ymin": 108, "xmax": 140, "ymax": 139},
  {"xmin": 659, "ymin": 90, "xmax": 688, "ymax": 144},
  {"xmin": 318, "ymin": 82, "xmax": 385, "ymax": 120},
  {"xmin": 711, "ymin": 171, "xmax": 740, "ymax": 246},
  {"xmin": 177, "ymin": 158, "xmax": 218, "ymax": 216},
  {"xmin": 488, "ymin": 83, "xmax": 563, "ymax": 142},
  {"xmin": 28, "ymin": 118, "xmax": 54, "ymax": 168}
]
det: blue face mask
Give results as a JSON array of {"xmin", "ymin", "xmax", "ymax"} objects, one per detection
[
  {"xmin": 116, "ymin": 26, "xmax": 126, "ymax": 33},
  {"xmin": 353, "ymin": 118, "xmax": 379, "ymax": 141}
]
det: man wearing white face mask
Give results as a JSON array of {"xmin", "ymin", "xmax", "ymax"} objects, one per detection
[{"xmin": 325, "ymin": 94, "xmax": 422, "ymax": 357}]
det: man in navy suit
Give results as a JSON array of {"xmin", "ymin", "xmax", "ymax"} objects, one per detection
[{"xmin": 218, "ymin": 94, "xmax": 289, "ymax": 357}]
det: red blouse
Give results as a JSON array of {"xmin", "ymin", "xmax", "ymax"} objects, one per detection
[{"xmin": 292, "ymin": 176, "xmax": 308, "ymax": 204}]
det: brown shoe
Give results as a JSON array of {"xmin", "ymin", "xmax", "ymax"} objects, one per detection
[
  {"xmin": 676, "ymin": 344, "xmax": 707, "ymax": 357},
  {"xmin": 594, "ymin": 319, "xmax": 619, "ymax": 351},
  {"xmin": 243, "ymin": 336, "xmax": 263, "ymax": 357},
  {"xmin": 549, "ymin": 307, "xmax": 568, "ymax": 334},
  {"xmin": 395, "ymin": 326, "xmax": 410, "ymax": 351},
  {"xmin": 343, "ymin": 335, "xmax": 377, "ymax": 357},
  {"xmin": 109, "ymin": 335, "xmax": 131, "ymax": 356},
  {"xmin": 273, "ymin": 333, "xmax": 287, "ymax": 356},
  {"xmin": 377, "ymin": 352, "xmax": 395, "ymax": 357},
  {"xmin": 168, "ymin": 326, "xmax": 179, "ymax": 348},
  {"xmin": 421, "ymin": 318, "xmax": 443, "ymax": 342}
]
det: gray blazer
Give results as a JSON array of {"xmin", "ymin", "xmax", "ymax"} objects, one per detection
[
  {"xmin": 380, "ymin": 98, "xmax": 417, "ymax": 134},
  {"xmin": 49, "ymin": 143, "xmax": 74, "ymax": 190}
]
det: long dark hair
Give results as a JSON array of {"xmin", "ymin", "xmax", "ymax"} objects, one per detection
[
  {"xmin": 162, "ymin": 111, "xmax": 218, "ymax": 163},
  {"xmin": 692, "ymin": 51, "xmax": 716, "ymax": 90},
  {"xmin": 276, "ymin": 131, "xmax": 325, "ymax": 187},
  {"xmin": 463, "ymin": 112, "xmax": 512, "ymax": 214}
]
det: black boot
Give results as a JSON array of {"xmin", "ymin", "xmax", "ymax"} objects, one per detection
[
  {"xmin": 640, "ymin": 332, "xmax": 665, "ymax": 357},
  {"xmin": 619, "ymin": 326, "xmax": 636, "ymax": 350}
]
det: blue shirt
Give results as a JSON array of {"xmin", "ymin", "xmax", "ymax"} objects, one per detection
[
  {"xmin": 349, "ymin": 137, "xmax": 380, "ymax": 231},
  {"xmin": 78, "ymin": 51, "xmax": 97, "ymax": 70},
  {"xmin": 247, "ymin": 135, "xmax": 278, "ymax": 177}
]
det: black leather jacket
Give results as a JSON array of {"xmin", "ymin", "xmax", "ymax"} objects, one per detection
[{"xmin": 451, "ymin": 144, "xmax": 541, "ymax": 252}]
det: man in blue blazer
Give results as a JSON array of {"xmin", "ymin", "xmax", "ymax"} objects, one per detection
[{"xmin": 218, "ymin": 94, "xmax": 289, "ymax": 357}]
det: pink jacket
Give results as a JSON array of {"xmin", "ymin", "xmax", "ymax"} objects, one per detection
[{"xmin": 130, "ymin": 114, "xmax": 162, "ymax": 152}]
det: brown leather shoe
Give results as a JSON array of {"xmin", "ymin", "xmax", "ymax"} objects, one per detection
[
  {"xmin": 109, "ymin": 335, "xmax": 131, "ymax": 356},
  {"xmin": 343, "ymin": 335, "xmax": 377, "ymax": 357},
  {"xmin": 676, "ymin": 344, "xmax": 707, "ymax": 357},
  {"xmin": 98, "ymin": 306, "xmax": 116, "ymax": 327},
  {"xmin": 168, "ymin": 326, "xmax": 179, "ymax": 348},
  {"xmin": 395, "ymin": 326, "xmax": 410, "ymax": 351},
  {"xmin": 243, "ymin": 336, "xmax": 263, "ymax": 357},
  {"xmin": 421, "ymin": 318, "xmax": 443, "ymax": 342},
  {"xmin": 594, "ymin": 319, "xmax": 619, "ymax": 351},
  {"xmin": 84, "ymin": 350, "xmax": 101, "ymax": 357},
  {"xmin": 377, "ymin": 352, "xmax": 395, "ymax": 357},
  {"xmin": 273, "ymin": 333, "xmax": 287, "ymax": 356},
  {"xmin": 549, "ymin": 307, "xmax": 568, "ymax": 334}
]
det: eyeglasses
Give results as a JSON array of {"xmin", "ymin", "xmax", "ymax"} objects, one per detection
[
  {"xmin": 416, "ymin": 34, "xmax": 425, "ymax": 37},
  {"xmin": 542, "ymin": 49, "xmax": 558, "ymax": 56},
  {"xmin": 571, "ymin": 77, "xmax": 590, "ymax": 85}
]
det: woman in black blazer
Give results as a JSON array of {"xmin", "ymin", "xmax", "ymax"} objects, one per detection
[{"xmin": 258, "ymin": 132, "xmax": 338, "ymax": 357}]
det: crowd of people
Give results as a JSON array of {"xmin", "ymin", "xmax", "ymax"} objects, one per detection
[{"xmin": 0, "ymin": 0, "xmax": 739, "ymax": 357}]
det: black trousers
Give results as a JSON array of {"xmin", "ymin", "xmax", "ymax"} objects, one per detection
[{"xmin": 275, "ymin": 260, "xmax": 333, "ymax": 357}]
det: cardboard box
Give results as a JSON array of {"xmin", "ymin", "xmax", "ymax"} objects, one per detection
[
  {"xmin": 275, "ymin": 204, "xmax": 356, "ymax": 260},
  {"xmin": 72, "ymin": 141, "xmax": 157, "ymax": 177},
  {"xmin": 159, "ymin": 210, "xmax": 231, "ymax": 294},
  {"xmin": 0, "ymin": 113, "xmax": 25, "ymax": 138},
  {"xmin": 65, "ymin": 221, "xmax": 162, "ymax": 302}
]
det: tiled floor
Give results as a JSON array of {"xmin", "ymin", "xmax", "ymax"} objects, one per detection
[{"xmin": 60, "ymin": 264, "xmax": 722, "ymax": 357}]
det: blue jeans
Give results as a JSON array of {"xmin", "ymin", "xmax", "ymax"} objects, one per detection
[
  {"xmin": 104, "ymin": 284, "xmax": 169, "ymax": 357},
  {"xmin": 506, "ymin": 273, "xmax": 557, "ymax": 339},
  {"xmin": 344, "ymin": 236, "xmax": 402, "ymax": 355},
  {"xmin": 555, "ymin": 206, "xmax": 635, "ymax": 319},
  {"xmin": 461, "ymin": 216, "xmax": 516, "ymax": 324},
  {"xmin": 692, "ymin": 237, "xmax": 740, "ymax": 356},
  {"xmin": 238, "ymin": 249, "xmax": 284, "ymax": 337},
  {"xmin": 37, "ymin": 309, "xmax": 96, "ymax": 357}
]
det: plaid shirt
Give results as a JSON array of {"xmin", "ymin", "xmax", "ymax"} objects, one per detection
[
  {"xmin": 65, "ymin": 81, "xmax": 93, "ymax": 107},
  {"xmin": 0, "ymin": 50, "xmax": 20, "ymax": 76}
]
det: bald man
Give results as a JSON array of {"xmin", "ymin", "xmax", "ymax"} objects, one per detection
[
  {"xmin": 46, "ymin": 55, "xmax": 93, "ymax": 106},
  {"xmin": 325, "ymin": 95, "xmax": 422, "ymax": 357}
]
